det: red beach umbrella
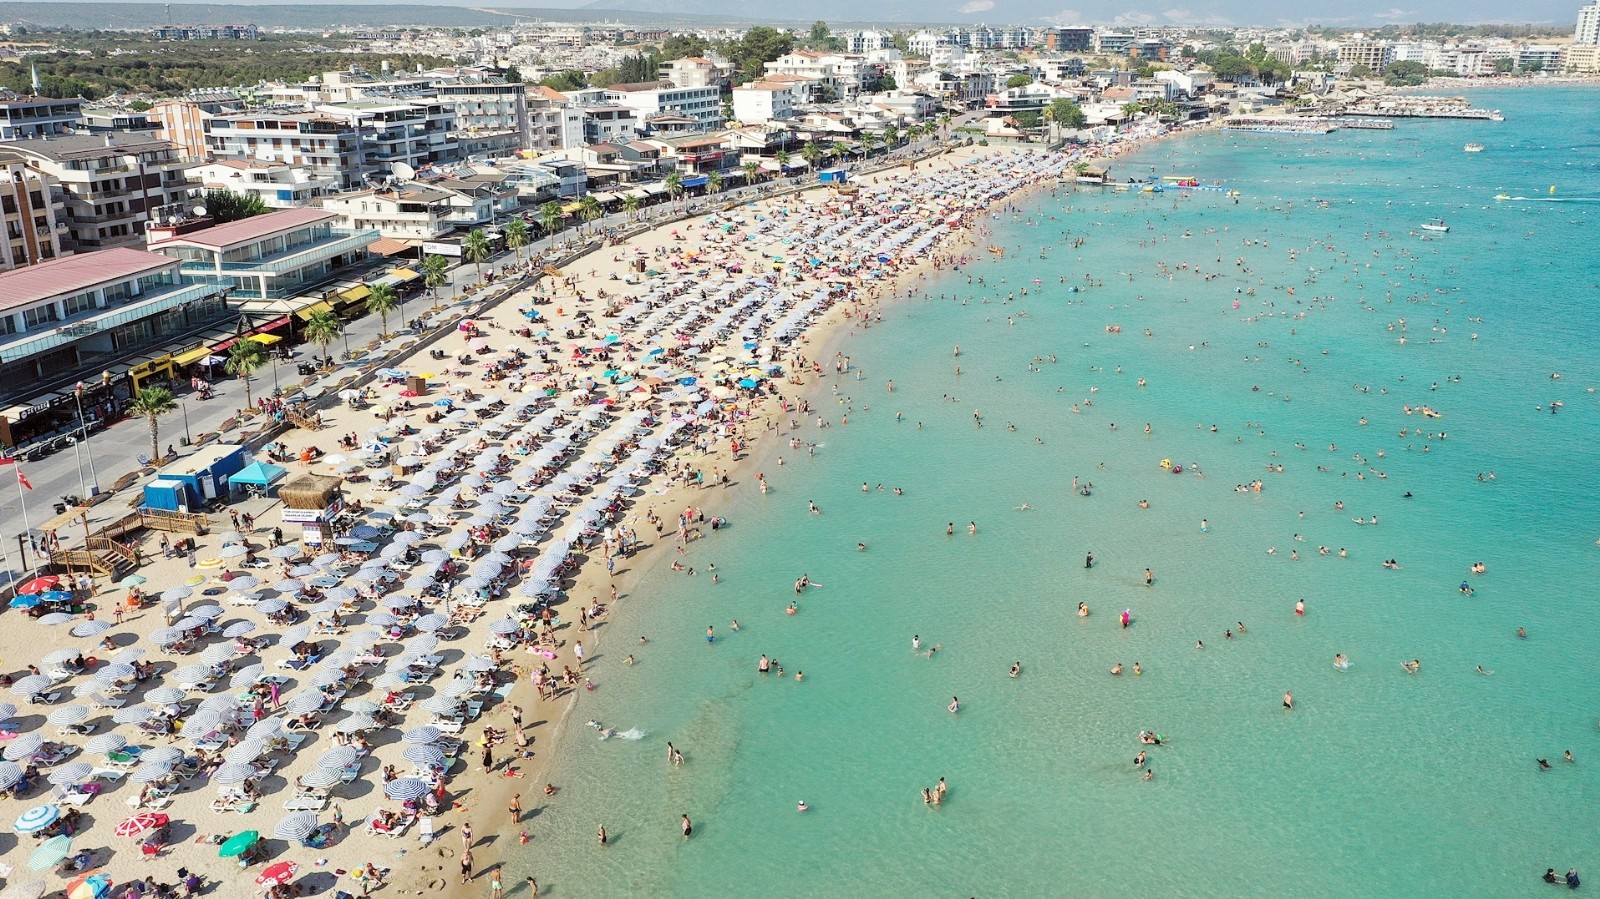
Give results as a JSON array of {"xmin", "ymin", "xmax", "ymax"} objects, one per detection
[
  {"xmin": 255, "ymin": 861, "xmax": 299, "ymax": 886},
  {"xmin": 113, "ymin": 812, "xmax": 169, "ymax": 837}
]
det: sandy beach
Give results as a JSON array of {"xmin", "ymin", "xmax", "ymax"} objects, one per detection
[{"xmin": 0, "ymin": 138, "xmax": 1104, "ymax": 899}]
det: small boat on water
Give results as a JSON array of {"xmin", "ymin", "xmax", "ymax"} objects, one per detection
[
  {"xmin": 1421, "ymin": 218, "xmax": 1450, "ymax": 233},
  {"xmin": 1464, "ymin": 143, "xmax": 1484, "ymax": 153}
]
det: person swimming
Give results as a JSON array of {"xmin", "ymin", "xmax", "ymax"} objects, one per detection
[
  {"xmin": 1009, "ymin": 662, "xmax": 1021, "ymax": 678},
  {"xmin": 1334, "ymin": 654, "xmax": 1350, "ymax": 670}
]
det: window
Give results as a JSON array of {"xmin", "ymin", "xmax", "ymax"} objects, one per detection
[
  {"xmin": 0, "ymin": 315, "xmax": 16, "ymax": 335},
  {"xmin": 62, "ymin": 292, "xmax": 96, "ymax": 316},
  {"xmin": 23, "ymin": 304, "xmax": 59, "ymax": 329}
]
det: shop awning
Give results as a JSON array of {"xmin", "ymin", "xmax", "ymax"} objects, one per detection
[
  {"xmin": 390, "ymin": 268, "xmax": 420, "ymax": 283},
  {"xmin": 296, "ymin": 300, "xmax": 335, "ymax": 320},
  {"xmin": 680, "ymin": 175, "xmax": 709, "ymax": 189},
  {"xmin": 339, "ymin": 285, "xmax": 371, "ymax": 303},
  {"xmin": 173, "ymin": 347, "xmax": 211, "ymax": 366},
  {"xmin": 248, "ymin": 333, "xmax": 282, "ymax": 345},
  {"xmin": 560, "ymin": 202, "xmax": 582, "ymax": 214}
]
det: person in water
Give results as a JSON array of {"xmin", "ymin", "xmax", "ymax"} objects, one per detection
[{"xmin": 1009, "ymin": 662, "xmax": 1021, "ymax": 678}]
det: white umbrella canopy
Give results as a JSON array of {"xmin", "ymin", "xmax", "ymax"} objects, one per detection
[
  {"xmin": 140, "ymin": 746, "xmax": 184, "ymax": 766},
  {"xmin": 317, "ymin": 746, "xmax": 359, "ymax": 770},
  {"xmin": 211, "ymin": 763, "xmax": 257, "ymax": 784},
  {"xmin": 130, "ymin": 762, "xmax": 173, "ymax": 783},
  {"xmin": 84, "ymin": 733, "xmax": 126, "ymax": 754},
  {"xmin": 46, "ymin": 705, "xmax": 90, "ymax": 726},
  {"xmin": 46, "ymin": 762, "xmax": 93, "ymax": 786}
]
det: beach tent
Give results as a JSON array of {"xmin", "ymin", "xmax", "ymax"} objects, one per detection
[{"xmin": 229, "ymin": 461, "xmax": 288, "ymax": 494}]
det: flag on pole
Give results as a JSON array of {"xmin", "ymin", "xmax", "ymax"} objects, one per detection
[{"xmin": 17, "ymin": 467, "xmax": 31, "ymax": 490}]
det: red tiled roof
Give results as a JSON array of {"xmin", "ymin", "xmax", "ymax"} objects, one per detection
[
  {"xmin": 0, "ymin": 248, "xmax": 176, "ymax": 313},
  {"xmin": 147, "ymin": 208, "xmax": 336, "ymax": 250}
]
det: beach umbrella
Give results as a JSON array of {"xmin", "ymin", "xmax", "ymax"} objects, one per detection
[
  {"xmin": 212, "ymin": 763, "xmax": 257, "ymax": 785},
  {"xmin": 84, "ymin": 733, "xmax": 126, "ymax": 753},
  {"xmin": 64, "ymin": 873, "xmax": 114, "ymax": 899},
  {"xmin": 289, "ymin": 565, "xmax": 318, "ymax": 578},
  {"xmin": 146, "ymin": 686, "xmax": 186, "ymax": 705},
  {"xmin": 438, "ymin": 678, "xmax": 474, "ymax": 698},
  {"xmin": 13, "ymin": 803, "xmax": 60, "ymax": 833},
  {"xmin": 8, "ymin": 595, "xmax": 41, "ymax": 609},
  {"xmin": 255, "ymin": 861, "xmax": 300, "ymax": 888},
  {"xmin": 27, "ymin": 835, "xmax": 73, "ymax": 871},
  {"xmin": 140, "ymin": 746, "xmax": 183, "ymax": 765},
  {"xmin": 0, "ymin": 701, "xmax": 18, "ymax": 720},
  {"xmin": 219, "ymin": 530, "xmax": 246, "ymax": 546},
  {"xmin": 226, "ymin": 575, "xmax": 261, "ymax": 591},
  {"xmin": 112, "ymin": 705, "xmax": 153, "ymax": 724},
  {"xmin": 0, "ymin": 761, "xmax": 23, "ymax": 790},
  {"xmin": 274, "ymin": 812, "xmax": 319, "ymax": 842},
  {"xmin": 17, "ymin": 576, "xmax": 59, "ymax": 595},
  {"xmin": 317, "ymin": 746, "xmax": 358, "ymax": 770},
  {"xmin": 367, "ymin": 612, "xmax": 399, "ymax": 628},
  {"xmin": 405, "ymin": 633, "xmax": 439, "ymax": 653},
  {"xmin": 219, "ymin": 544, "xmax": 249, "ymax": 559},
  {"xmin": 47, "ymin": 704, "xmax": 92, "ymax": 726},
  {"xmin": 200, "ymin": 644, "xmax": 237, "ymax": 664},
  {"xmin": 308, "ymin": 670, "xmax": 344, "ymax": 689},
  {"xmin": 47, "ymin": 763, "xmax": 93, "ymax": 786},
  {"xmin": 402, "ymin": 744, "xmax": 446, "ymax": 766},
  {"xmin": 159, "ymin": 586, "xmax": 193, "ymax": 603},
  {"xmin": 4, "ymin": 733, "xmax": 44, "ymax": 760},
  {"xmin": 488, "ymin": 617, "xmax": 519, "ymax": 636},
  {"xmin": 269, "ymin": 545, "xmax": 301, "ymax": 559},
  {"xmin": 149, "ymin": 628, "xmax": 184, "ymax": 647},
  {"xmin": 421, "ymin": 696, "xmax": 460, "ymax": 715},
  {"xmin": 96, "ymin": 662, "xmax": 135, "ymax": 682},
  {"xmin": 191, "ymin": 604, "xmax": 224, "ymax": 620},
  {"xmin": 223, "ymin": 621, "xmax": 256, "ymax": 638},
  {"xmin": 113, "ymin": 812, "xmax": 169, "ymax": 838},
  {"xmin": 284, "ymin": 692, "xmax": 323, "ymax": 714},
  {"xmin": 402, "ymin": 725, "xmax": 440, "ymax": 744},
  {"xmin": 217, "ymin": 830, "xmax": 260, "ymax": 858},
  {"xmin": 334, "ymin": 715, "xmax": 376, "ymax": 734},
  {"xmin": 70, "ymin": 620, "xmax": 112, "ymax": 637},
  {"xmin": 174, "ymin": 616, "xmax": 207, "ymax": 631},
  {"xmin": 229, "ymin": 665, "xmax": 264, "ymax": 688},
  {"xmin": 130, "ymin": 762, "xmax": 173, "ymax": 784},
  {"xmin": 0, "ymin": 882, "xmax": 46, "ymax": 899},
  {"xmin": 383, "ymin": 777, "xmax": 429, "ymax": 801},
  {"xmin": 281, "ymin": 625, "xmax": 312, "ymax": 646},
  {"xmin": 226, "ymin": 741, "xmax": 265, "ymax": 764},
  {"xmin": 184, "ymin": 575, "xmax": 206, "ymax": 586},
  {"xmin": 342, "ymin": 699, "xmax": 381, "ymax": 715},
  {"xmin": 371, "ymin": 673, "xmax": 405, "ymax": 692},
  {"xmin": 311, "ymin": 552, "xmax": 340, "ymax": 568},
  {"xmin": 462, "ymin": 655, "xmax": 496, "ymax": 672},
  {"xmin": 297, "ymin": 767, "xmax": 340, "ymax": 788},
  {"xmin": 37, "ymin": 613, "xmax": 73, "ymax": 626},
  {"xmin": 197, "ymin": 695, "xmax": 237, "ymax": 714}
]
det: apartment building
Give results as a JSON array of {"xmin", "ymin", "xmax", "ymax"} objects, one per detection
[
  {"xmin": 658, "ymin": 57, "xmax": 723, "ymax": 89},
  {"xmin": 605, "ymin": 83, "xmax": 722, "ymax": 131},
  {"xmin": 321, "ymin": 186, "xmax": 456, "ymax": 241},
  {"xmin": 0, "ymin": 151, "xmax": 65, "ymax": 271},
  {"xmin": 187, "ymin": 159, "xmax": 339, "ymax": 209},
  {"xmin": 434, "ymin": 80, "xmax": 531, "ymax": 154},
  {"xmin": 732, "ymin": 83, "xmax": 799, "ymax": 125},
  {"xmin": 205, "ymin": 111, "xmax": 366, "ymax": 189},
  {"xmin": 0, "ymin": 132, "xmax": 192, "ymax": 251},
  {"xmin": 0, "ymin": 96, "xmax": 83, "ymax": 141}
]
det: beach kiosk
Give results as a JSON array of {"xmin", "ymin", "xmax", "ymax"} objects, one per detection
[
  {"xmin": 279, "ymin": 474, "xmax": 344, "ymax": 547},
  {"xmin": 153, "ymin": 444, "xmax": 249, "ymax": 509},
  {"xmin": 818, "ymin": 168, "xmax": 848, "ymax": 185}
]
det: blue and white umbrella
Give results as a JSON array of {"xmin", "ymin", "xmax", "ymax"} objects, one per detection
[
  {"xmin": 3, "ymin": 732, "xmax": 43, "ymax": 760},
  {"xmin": 402, "ymin": 725, "xmax": 441, "ymax": 744},
  {"xmin": 402, "ymin": 744, "xmax": 446, "ymax": 766},
  {"xmin": 70, "ymin": 620, "xmax": 112, "ymax": 638},
  {"xmin": 13, "ymin": 803, "xmax": 61, "ymax": 834},
  {"xmin": 383, "ymin": 777, "xmax": 429, "ymax": 800}
]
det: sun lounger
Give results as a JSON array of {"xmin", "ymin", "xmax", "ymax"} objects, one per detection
[
  {"xmin": 282, "ymin": 794, "xmax": 329, "ymax": 812},
  {"xmin": 210, "ymin": 796, "xmax": 258, "ymax": 814}
]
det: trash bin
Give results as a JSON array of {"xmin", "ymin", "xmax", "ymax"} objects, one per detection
[{"xmin": 406, "ymin": 375, "xmax": 427, "ymax": 396}]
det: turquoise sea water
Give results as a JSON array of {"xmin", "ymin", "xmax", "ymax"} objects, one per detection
[{"xmin": 510, "ymin": 87, "xmax": 1600, "ymax": 897}]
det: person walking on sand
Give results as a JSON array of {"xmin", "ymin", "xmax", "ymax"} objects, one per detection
[
  {"xmin": 459, "ymin": 847, "xmax": 474, "ymax": 884},
  {"xmin": 527, "ymin": 878, "xmax": 539, "ymax": 898},
  {"xmin": 489, "ymin": 869, "xmax": 503, "ymax": 899},
  {"xmin": 508, "ymin": 793, "xmax": 522, "ymax": 824}
]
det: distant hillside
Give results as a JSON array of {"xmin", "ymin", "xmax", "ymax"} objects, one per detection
[{"xmin": 0, "ymin": 3, "xmax": 750, "ymax": 31}]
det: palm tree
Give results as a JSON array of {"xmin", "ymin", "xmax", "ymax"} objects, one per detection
[
  {"xmin": 128, "ymin": 386, "xmax": 175, "ymax": 465},
  {"xmin": 504, "ymin": 218, "xmax": 529, "ymax": 261},
  {"xmin": 421, "ymin": 254, "xmax": 450, "ymax": 305},
  {"xmin": 706, "ymin": 170, "xmax": 723, "ymax": 196},
  {"xmin": 367, "ymin": 282, "xmax": 398, "ymax": 339},
  {"xmin": 1120, "ymin": 102, "xmax": 1142, "ymax": 121},
  {"xmin": 539, "ymin": 200, "xmax": 563, "ymax": 239},
  {"xmin": 663, "ymin": 170, "xmax": 684, "ymax": 204},
  {"xmin": 830, "ymin": 140, "xmax": 849, "ymax": 161},
  {"xmin": 862, "ymin": 131, "xmax": 880, "ymax": 156},
  {"xmin": 224, "ymin": 339, "xmax": 267, "ymax": 411},
  {"xmin": 303, "ymin": 309, "xmax": 342, "ymax": 369},
  {"xmin": 741, "ymin": 159, "xmax": 761, "ymax": 188},
  {"xmin": 463, "ymin": 228, "xmax": 491, "ymax": 279},
  {"xmin": 939, "ymin": 112, "xmax": 952, "ymax": 137},
  {"xmin": 774, "ymin": 150, "xmax": 791, "ymax": 173},
  {"xmin": 578, "ymin": 195, "xmax": 602, "ymax": 234},
  {"xmin": 801, "ymin": 140, "xmax": 822, "ymax": 170},
  {"xmin": 622, "ymin": 193, "xmax": 641, "ymax": 221}
]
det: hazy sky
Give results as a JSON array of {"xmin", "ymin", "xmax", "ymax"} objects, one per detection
[{"xmin": 85, "ymin": 0, "xmax": 1586, "ymax": 27}]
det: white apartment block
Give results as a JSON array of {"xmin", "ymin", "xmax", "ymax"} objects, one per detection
[
  {"xmin": 0, "ymin": 152, "xmax": 65, "ymax": 271},
  {"xmin": 604, "ymin": 83, "xmax": 721, "ymax": 131},
  {"xmin": 1577, "ymin": 2, "xmax": 1600, "ymax": 45},
  {"xmin": 187, "ymin": 159, "xmax": 339, "ymax": 209},
  {"xmin": 732, "ymin": 83, "xmax": 798, "ymax": 125},
  {"xmin": 0, "ymin": 133, "xmax": 192, "ymax": 251}
]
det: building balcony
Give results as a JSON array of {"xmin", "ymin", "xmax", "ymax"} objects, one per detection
[
  {"xmin": 174, "ymin": 229, "xmax": 380, "ymax": 278},
  {"xmin": 0, "ymin": 278, "xmax": 228, "ymax": 365}
]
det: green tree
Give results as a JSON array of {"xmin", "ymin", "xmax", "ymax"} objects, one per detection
[
  {"xmin": 801, "ymin": 140, "xmax": 822, "ymax": 169},
  {"xmin": 741, "ymin": 159, "xmax": 761, "ymax": 186},
  {"xmin": 720, "ymin": 26, "xmax": 794, "ymax": 82},
  {"xmin": 664, "ymin": 170, "xmax": 684, "ymax": 203},
  {"xmin": 463, "ymin": 228, "xmax": 492, "ymax": 278},
  {"xmin": 1047, "ymin": 98, "xmax": 1087, "ymax": 129},
  {"xmin": 1521, "ymin": 58, "xmax": 1544, "ymax": 73},
  {"xmin": 503, "ymin": 218, "xmax": 529, "ymax": 260},
  {"xmin": 706, "ymin": 170, "xmax": 723, "ymax": 195},
  {"xmin": 774, "ymin": 150, "xmax": 790, "ymax": 171},
  {"xmin": 1386, "ymin": 60, "xmax": 1431, "ymax": 84},
  {"xmin": 660, "ymin": 34, "xmax": 709, "ymax": 59},
  {"xmin": 622, "ymin": 193, "xmax": 641, "ymax": 220},
  {"xmin": 128, "ymin": 386, "xmax": 175, "ymax": 465},
  {"xmin": 538, "ymin": 70, "xmax": 587, "ymax": 91},
  {"xmin": 862, "ymin": 131, "xmax": 880, "ymax": 155},
  {"xmin": 578, "ymin": 195, "xmax": 602, "ymax": 233},
  {"xmin": 421, "ymin": 254, "xmax": 450, "ymax": 304},
  {"xmin": 1006, "ymin": 73, "xmax": 1034, "ymax": 88},
  {"xmin": 539, "ymin": 200, "xmax": 563, "ymax": 238},
  {"xmin": 303, "ymin": 309, "xmax": 342, "ymax": 368},
  {"xmin": 224, "ymin": 339, "xmax": 267, "ymax": 410},
  {"xmin": 203, "ymin": 189, "xmax": 269, "ymax": 223},
  {"xmin": 1347, "ymin": 63, "xmax": 1373, "ymax": 78},
  {"xmin": 366, "ymin": 282, "xmax": 398, "ymax": 339},
  {"xmin": 1492, "ymin": 58, "xmax": 1515, "ymax": 74}
]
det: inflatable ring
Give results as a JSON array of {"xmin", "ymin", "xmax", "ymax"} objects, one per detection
[{"xmin": 1160, "ymin": 459, "xmax": 1172, "ymax": 469}]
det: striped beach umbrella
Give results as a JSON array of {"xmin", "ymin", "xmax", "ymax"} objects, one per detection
[
  {"xmin": 113, "ymin": 812, "xmax": 168, "ymax": 838},
  {"xmin": 13, "ymin": 803, "xmax": 61, "ymax": 833},
  {"xmin": 144, "ymin": 687, "xmax": 185, "ymax": 705},
  {"xmin": 317, "ymin": 746, "xmax": 358, "ymax": 770},
  {"xmin": 0, "ymin": 761, "xmax": 23, "ymax": 790},
  {"xmin": 383, "ymin": 777, "xmax": 429, "ymax": 800},
  {"xmin": 274, "ymin": 812, "xmax": 318, "ymax": 842},
  {"xmin": 47, "ymin": 705, "xmax": 90, "ymax": 726},
  {"xmin": 47, "ymin": 763, "xmax": 94, "ymax": 786},
  {"xmin": 4, "ymin": 733, "xmax": 44, "ymax": 760},
  {"xmin": 402, "ymin": 744, "xmax": 446, "ymax": 766},
  {"xmin": 401, "ymin": 725, "xmax": 440, "ymax": 744},
  {"xmin": 130, "ymin": 762, "xmax": 173, "ymax": 784},
  {"xmin": 84, "ymin": 733, "xmax": 126, "ymax": 754},
  {"xmin": 26, "ymin": 835, "xmax": 73, "ymax": 871},
  {"xmin": 70, "ymin": 620, "xmax": 112, "ymax": 637}
]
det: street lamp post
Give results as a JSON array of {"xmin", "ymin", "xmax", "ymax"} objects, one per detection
[
  {"xmin": 180, "ymin": 398, "xmax": 191, "ymax": 445},
  {"xmin": 68, "ymin": 438, "xmax": 86, "ymax": 501},
  {"xmin": 72, "ymin": 382, "xmax": 99, "ymax": 495}
]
